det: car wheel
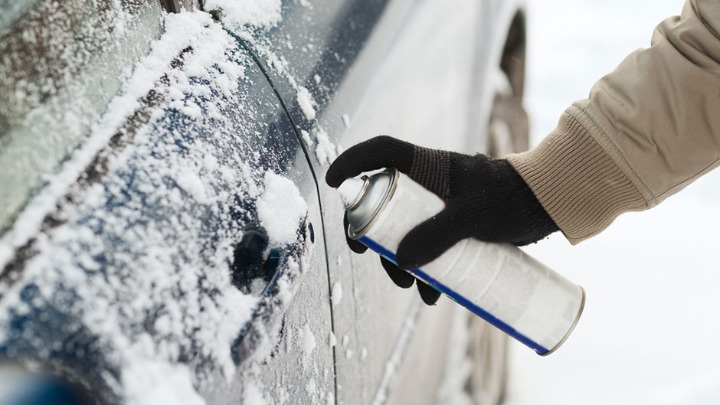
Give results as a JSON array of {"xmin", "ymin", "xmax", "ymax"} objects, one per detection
[
  {"xmin": 487, "ymin": 12, "xmax": 529, "ymax": 158},
  {"xmin": 486, "ymin": 78, "xmax": 529, "ymax": 157}
]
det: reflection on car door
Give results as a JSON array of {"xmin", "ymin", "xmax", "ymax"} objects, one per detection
[{"xmin": 326, "ymin": 0, "xmax": 492, "ymax": 403}]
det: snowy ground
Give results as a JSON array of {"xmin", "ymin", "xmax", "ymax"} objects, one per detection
[{"xmin": 506, "ymin": 1, "xmax": 720, "ymax": 404}]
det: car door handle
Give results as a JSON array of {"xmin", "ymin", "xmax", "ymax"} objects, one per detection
[{"xmin": 231, "ymin": 228, "xmax": 283, "ymax": 294}]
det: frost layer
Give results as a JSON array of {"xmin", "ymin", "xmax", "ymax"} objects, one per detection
[
  {"xmin": 257, "ymin": 171, "xmax": 308, "ymax": 246},
  {"xmin": 0, "ymin": 11, "xmax": 286, "ymax": 404}
]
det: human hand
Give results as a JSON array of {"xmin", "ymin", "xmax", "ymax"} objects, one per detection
[{"xmin": 326, "ymin": 136, "xmax": 558, "ymax": 305}]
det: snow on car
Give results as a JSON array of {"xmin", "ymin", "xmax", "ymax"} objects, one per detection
[{"xmin": 0, "ymin": 0, "xmax": 528, "ymax": 403}]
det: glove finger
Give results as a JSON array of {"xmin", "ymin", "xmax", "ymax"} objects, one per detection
[
  {"xmin": 396, "ymin": 208, "xmax": 462, "ymax": 270},
  {"xmin": 416, "ymin": 282, "xmax": 441, "ymax": 305},
  {"xmin": 344, "ymin": 214, "xmax": 367, "ymax": 254},
  {"xmin": 325, "ymin": 136, "xmax": 415, "ymax": 188},
  {"xmin": 380, "ymin": 257, "xmax": 415, "ymax": 288}
]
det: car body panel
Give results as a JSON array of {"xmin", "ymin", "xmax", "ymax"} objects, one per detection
[
  {"xmin": 214, "ymin": 1, "xmax": 422, "ymax": 402},
  {"xmin": 0, "ymin": 0, "xmax": 527, "ymax": 403},
  {"xmin": 320, "ymin": 1, "xmax": 488, "ymax": 402},
  {"xmin": 314, "ymin": 0, "xmax": 526, "ymax": 402},
  {"xmin": 217, "ymin": 0, "xmax": 523, "ymax": 403},
  {"xmin": 216, "ymin": 0, "xmax": 463, "ymax": 402}
]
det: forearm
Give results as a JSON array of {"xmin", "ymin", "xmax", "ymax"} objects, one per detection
[
  {"xmin": 507, "ymin": 112, "xmax": 646, "ymax": 244},
  {"xmin": 508, "ymin": 0, "xmax": 720, "ymax": 243}
]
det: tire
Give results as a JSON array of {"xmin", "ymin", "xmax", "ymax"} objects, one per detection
[
  {"xmin": 487, "ymin": 85, "xmax": 529, "ymax": 157},
  {"xmin": 487, "ymin": 11, "xmax": 529, "ymax": 157}
]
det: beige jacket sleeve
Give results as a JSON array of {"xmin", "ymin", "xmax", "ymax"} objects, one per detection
[{"xmin": 507, "ymin": 0, "xmax": 720, "ymax": 244}]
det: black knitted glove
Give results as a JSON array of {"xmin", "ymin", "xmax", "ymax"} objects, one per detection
[{"xmin": 326, "ymin": 136, "xmax": 559, "ymax": 305}]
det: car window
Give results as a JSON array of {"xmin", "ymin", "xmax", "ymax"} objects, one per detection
[
  {"xmin": 0, "ymin": 0, "xmax": 163, "ymax": 236},
  {"xmin": 0, "ymin": 1, "xmax": 35, "ymax": 31}
]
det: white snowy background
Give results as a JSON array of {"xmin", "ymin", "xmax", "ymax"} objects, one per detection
[{"xmin": 507, "ymin": 0, "xmax": 720, "ymax": 404}]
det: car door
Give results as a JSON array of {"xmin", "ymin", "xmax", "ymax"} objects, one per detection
[
  {"xmin": 0, "ymin": 2, "xmax": 333, "ymax": 404},
  {"xmin": 206, "ymin": 0, "xmax": 430, "ymax": 402},
  {"xmin": 207, "ymin": 0, "xmax": 499, "ymax": 403}
]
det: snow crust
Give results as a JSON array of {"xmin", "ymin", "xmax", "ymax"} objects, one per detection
[
  {"xmin": 300, "ymin": 323, "xmax": 317, "ymax": 359},
  {"xmin": 296, "ymin": 86, "xmax": 317, "ymax": 120},
  {"xmin": 257, "ymin": 171, "xmax": 308, "ymax": 246},
  {"xmin": 1, "ymin": 1, "xmax": 332, "ymax": 404},
  {"xmin": 0, "ymin": 2, "xmax": 163, "ymax": 267},
  {"xmin": 203, "ymin": 0, "xmax": 281, "ymax": 29},
  {"xmin": 0, "ymin": 9, "xmax": 315, "ymax": 404},
  {"xmin": 124, "ymin": 361, "xmax": 206, "ymax": 405},
  {"xmin": 331, "ymin": 282, "xmax": 343, "ymax": 306},
  {"xmin": 242, "ymin": 381, "xmax": 268, "ymax": 405},
  {"xmin": 341, "ymin": 114, "xmax": 351, "ymax": 129},
  {"xmin": 217, "ymin": 11, "xmax": 342, "ymax": 168},
  {"xmin": 314, "ymin": 128, "xmax": 337, "ymax": 165}
]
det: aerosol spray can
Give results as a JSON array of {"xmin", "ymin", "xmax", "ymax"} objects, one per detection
[{"xmin": 338, "ymin": 168, "xmax": 585, "ymax": 355}]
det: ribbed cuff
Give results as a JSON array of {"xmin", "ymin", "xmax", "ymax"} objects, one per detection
[{"xmin": 506, "ymin": 113, "xmax": 648, "ymax": 244}]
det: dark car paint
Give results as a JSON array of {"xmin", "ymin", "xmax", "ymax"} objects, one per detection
[{"xmin": 235, "ymin": 0, "xmax": 389, "ymax": 130}]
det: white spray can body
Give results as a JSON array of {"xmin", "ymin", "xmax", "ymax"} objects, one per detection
[{"xmin": 339, "ymin": 168, "xmax": 585, "ymax": 355}]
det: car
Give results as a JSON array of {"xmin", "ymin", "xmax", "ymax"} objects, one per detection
[{"xmin": 0, "ymin": 0, "xmax": 528, "ymax": 404}]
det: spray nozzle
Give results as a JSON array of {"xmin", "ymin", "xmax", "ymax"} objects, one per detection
[{"xmin": 338, "ymin": 176, "xmax": 369, "ymax": 210}]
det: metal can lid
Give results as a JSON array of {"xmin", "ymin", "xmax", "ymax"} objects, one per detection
[
  {"xmin": 346, "ymin": 169, "xmax": 398, "ymax": 239},
  {"xmin": 338, "ymin": 176, "xmax": 369, "ymax": 210}
]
